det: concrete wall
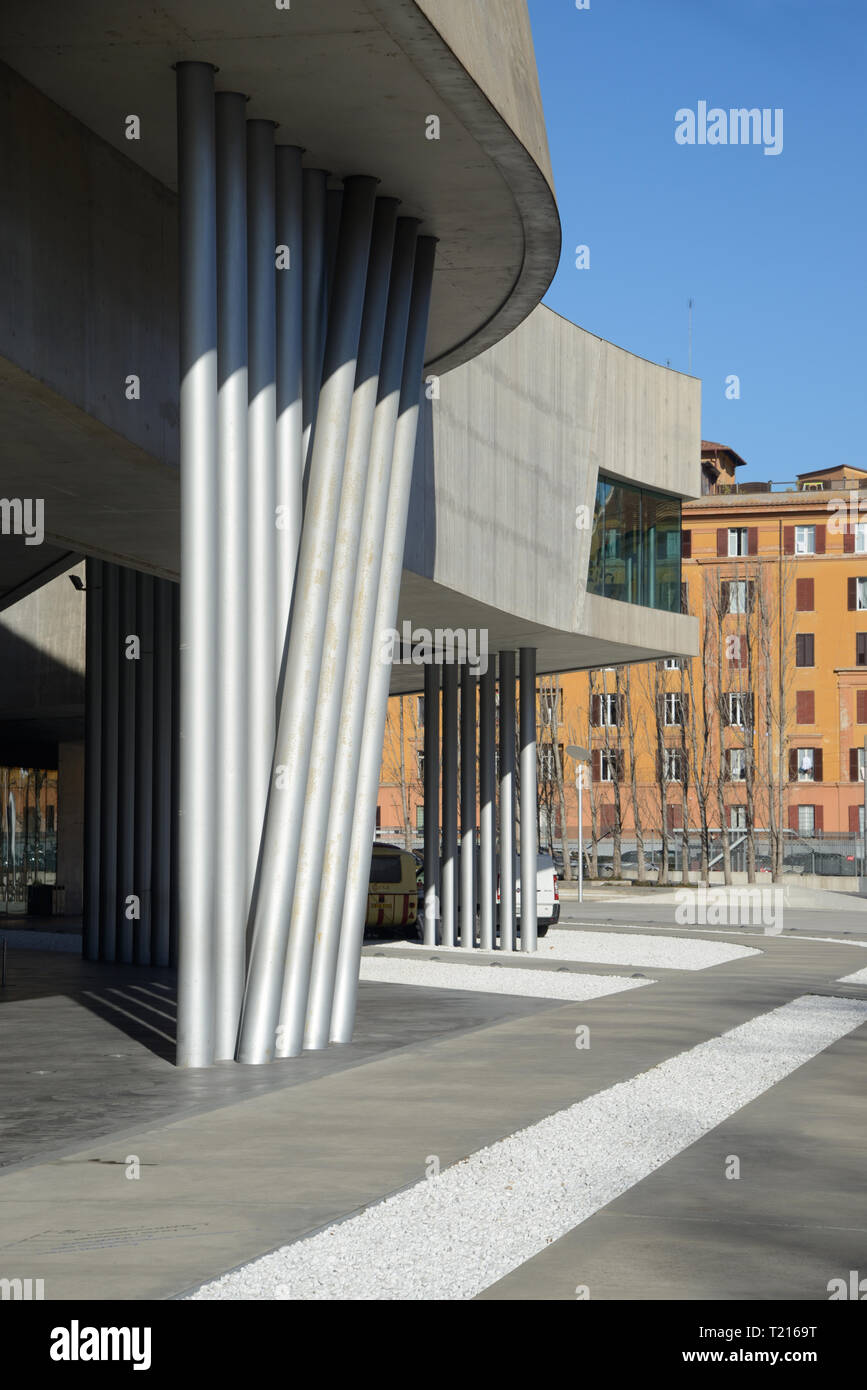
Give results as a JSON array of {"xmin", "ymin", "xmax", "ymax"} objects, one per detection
[{"xmin": 403, "ymin": 303, "xmax": 700, "ymax": 666}]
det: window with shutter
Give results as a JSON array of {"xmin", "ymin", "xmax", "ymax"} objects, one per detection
[
  {"xmin": 815, "ymin": 524, "xmax": 826, "ymax": 554},
  {"xmin": 796, "ymin": 577, "xmax": 814, "ymax": 611},
  {"xmin": 851, "ymin": 748, "xmax": 860, "ymax": 782},
  {"xmin": 849, "ymin": 804, "xmax": 863, "ymax": 833},
  {"xmin": 783, "ymin": 526, "xmax": 795, "ymax": 555},
  {"xmin": 795, "ymin": 634, "xmax": 815, "ymax": 667},
  {"xmin": 814, "ymin": 749, "xmax": 823, "ymax": 782},
  {"xmin": 857, "ymin": 634, "xmax": 867, "ymax": 667},
  {"xmin": 849, "ymin": 577, "xmax": 858, "ymax": 610},
  {"xmin": 857, "ymin": 690, "xmax": 867, "ymax": 723},
  {"xmin": 747, "ymin": 527, "xmax": 758, "ymax": 555},
  {"xmin": 716, "ymin": 528, "xmax": 727, "ymax": 557},
  {"xmin": 795, "ymin": 691, "xmax": 815, "ymax": 724},
  {"xmin": 682, "ymin": 530, "xmax": 692, "ymax": 559}
]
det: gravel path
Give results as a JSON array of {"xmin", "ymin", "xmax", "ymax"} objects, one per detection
[
  {"xmin": 374, "ymin": 929, "xmax": 760, "ymax": 972},
  {"xmin": 188, "ymin": 994, "xmax": 867, "ymax": 1301},
  {"xmin": 359, "ymin": 956, "xmax": 651, "ymax": 1000}
]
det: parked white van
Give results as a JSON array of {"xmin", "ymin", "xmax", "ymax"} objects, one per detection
[{"xmin": 498, "ymin": 852, "xmax": 560, "ymax": 938}]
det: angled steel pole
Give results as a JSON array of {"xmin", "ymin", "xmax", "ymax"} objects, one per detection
[
  {"xmin": 303, "ymin": 219, "xmax": 419, "ymax": 1041},
  {"xmin": 116, "ymin": 565, "xmax": 136, "ymax": 964},
  {"xmin": 133, "ymin": 573, "xmax": 155, "ymax": 965},
  {"xmin": 460, "ymin": 663, "xmax": 477, "ymax": 948},
  {"xmin": 237, "ymin": 176, "xmax": 378, "ymax": 1065},
  {"xmin": 423, "ymin": 657, "xmax": 441, "ymax": 947},
  {"xmin": 275, "ymin": 144, "xmax": 304, "ymax": 656},
  {"xmin": 83, "ymin": 558, "xmax": 103, "ymax": 962},
  {"xmin": 176, "ymin": 61, "xmax": 218, "ymax": 1067},
  {"xmin": 330, "ymin": 237, "xmax": 437, "ymax": 1043},
  {"xmin": 213, "ymin": 91, "xmax": 249, "ymax": 1057},
  {"xmin": 498, "ymin": 650, "xmax": 516, "ymax": 952},
  {"xmin": 245, "ymin": 118, "xmax": 277, "ymax": 907},
  {"xmin": 478, "ymin": 662, "xmax": 496, "ymax": 951},
  {"xmin": 98, "ymin": 563, "xmax": 119, "ymax": 962},
  {"xmin": 441, "ymin": 662, "xmax": 458, "ymax": 948},
  {"xmin": 280, "ymin": 198, "xmax": 398, "ymax": 1057},
  {"xmin": 301, "ymin": 169, "xmax": 329, "ymax": 474},
  {"xmin": 519, "ymin": 647, "xmax": 538, "ymax": 952},
  {"xmin": 152, "ymin": 578, "xmax": 173, "ymax": 968}
]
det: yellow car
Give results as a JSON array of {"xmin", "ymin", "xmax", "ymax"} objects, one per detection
[{"xmin": 366, "ymin": 844, "xmax": 419, "ymax": 931}]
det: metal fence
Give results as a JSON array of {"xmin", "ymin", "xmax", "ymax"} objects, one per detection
[{"xmin": 552, "ymin": 830, "xmax": 866, "ymax": 878}]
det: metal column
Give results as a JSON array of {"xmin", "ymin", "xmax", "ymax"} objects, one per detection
[
  {"xmin": 214, "ymin": 91, "xmax": 249, "ymax": 1057},
  {"xmin": 98, "ymin": 563, "xmax": 119, "ymax": 962},
  {"xmin": 478, "ymin": 663, "xmax": 496, "ymax": 952},
  {"xmin": 245, "ymin": 117, "xmax": 277, "ymax": 905},
  {"xmin": 498, "ymin": 650, "xmax": 516, "ymax": 952},
  {"xmin": 329, "ymin": 237, "xmax": 437, "ymax": 1043},
  {"xmin": 176, "ymin": 61, "xmax": 218, "ymax": 1067},
  {"xmin": 152, "ymin": 578, "xmax": 173, "ymax": 969},
  {"xmin": 282, "ymin": 198, "xmax": 398, "ymax": 1056},
  {"xmin": 302, "ymin": 219, "xmax": 420, "ymax": 1043},
  {"xmin": 116, "ymin": 566, "xmax": 136, "ymax": 964},
  {"xmin": 301, "ymin": 168, "xmax": 328, "ymax": 474},
  {"xmin": 423, "ymin": 657, "xmax": 441, "ymax": 947},
  {"xmin": 83, "ymin": 558, "xmax": 103, "ymax": 962},
  {"xmin": 441, "ymin": 662, "xmax": 458, "ymax": 948},
  {"xmin": 460, "ymin": 664, "xmax": 476, "ymax": 948},
  {"xmin": 133, "ymin": 573, "xmax": 154, "ymax": 965},
  {"xmin": 275, "ymin": 144, "xmax": 304, "ymax": 654},
  {"xmin": 238, "ymin": 176, "xmax": 378, "ymax": 1065},
  {"xmin": 519, "ymin": 647, "xmax": 538, "ymax": 953}
]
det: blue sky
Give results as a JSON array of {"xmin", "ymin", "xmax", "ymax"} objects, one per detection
[{"xmin": 527, "ymin": 0, "xmax": 866, "ymax": 481}]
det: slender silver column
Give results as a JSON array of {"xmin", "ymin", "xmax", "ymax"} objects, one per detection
[
  {"xmin": 296, "ymin": 199, "xmax": 400, "ymax": 1053},
  {"xmin": 83, "ymin": 558, "xmax": 102, "ymax": 962},
  {"xmin": 214, "ymin": 91, "xmax": 249, "ymax": 1057},
  {"xmin": 441, "ymin": 662, "xmax": 458, "ymax": 948},
  {"xmin": 460, "ymin": 664, "xmax": 477, "ymax": 948},
  {"xmin": 245, "ymin": 117, "xmax": 277, "ymax": 907},
  {"xmin": 275, "ymin": 144, "xmax": 304, "ymax": 655},
  {"xmin": 498, "ymin": 650, "xmax": 516, "ymax": 952},
  {"xmin": 133, "ymin": 573, "xmax": 154, "ymax": 965},
  {"xmin": 152, "ymin": 578, "xmax": 173, "ymax": 968},
  {"xmin": 116, "ymin": 565, "xmax": 136, "ymax": 965},
  {"xmin": 478, "ymin": 663, "xmax": 496, "ymax": 951},
  {"xmin": 238, "ymin": 176, "xmax": 378, "ymax": 1065},
  {"xmin": 302, "ymin": 220, "xmax": 419, "ymax": 1036},
  {"xmin": 176, "ymin": 61, "xmax": 218, "ymax": 1067},
  {"xmin": 301, "ymin": 168, "xmax": 328, "ymax": 474},
  {"xmin": 98, "ymin": 563, "xmax": 119, "ymax": 962},
  {"xmin": 330, "ymin": 237, "xmax": 437, "ymax": 1043},
  {"xmin": 519, "ymin": 647, "xmax": 538, "ymax": 953},
  {"xmin": 423, "ymin": 657, "xmax": 441, "ymax": 947}
]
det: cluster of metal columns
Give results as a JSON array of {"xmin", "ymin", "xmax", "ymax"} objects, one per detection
[
  {"xmin": 175, "ymin": 63, "xmax": 436, "ymax": 1066},
  {"xmin": 422, "ymin": 649, "xmax": 538, "ymax": 951},
  {"xmin": 83, "ymin": 559, "xmax": 178, "ymax": 966}
]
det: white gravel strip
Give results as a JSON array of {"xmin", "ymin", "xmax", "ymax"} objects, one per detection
[
  {"xmin": 374, "ymin": 929, "xmax": 759, "ymax": 971},
  {"xmin": 838, "ymin": 965, "xmax": 867, "ymax": 984},
  {"xmin": 188, "ymin": 994, "xmax": 867, "ymax": 1301},
  {"xmin": 359, "ymin": 956, "xmax": 651, "ymax": 1001}
]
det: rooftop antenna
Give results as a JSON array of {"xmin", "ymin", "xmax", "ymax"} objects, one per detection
[{"xmin": 688, "ymin": 297, "xmax": 694, "ymax": 374}]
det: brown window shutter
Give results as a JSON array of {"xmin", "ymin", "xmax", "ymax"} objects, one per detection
[
  {"xmin": 844, "ymin": 526, "xmax": 856, "ymax": 554},
  {"xmin": 787, "ymin": 805, "xmax": 798, "ymax": 832},
  {"xmin": 682, "ymin": 530, "xmax": 692, "ymax": 559},
  {"xmin": 788, "ymin": 749, "xmax": 798, "ymax": 782},
  {"xmin": 850, "ymin": 804, "xmax": 861, "ymax": 833},
  {"xmin": 848, "ymin": 577, "xmax": 857, "ymax": 610},
  {"xmin": 796, "ymin": 691, "xmax": 814, "ymax": 724},
  {"xmin": 858, "ymin": 690, "xmax": 867, "ymax": 723},
  {"xmin": 815, "ymin": 524, "xmax": 826, "ymax": 555},
  {"xmin": 682, "ymin": 692, "xmax": 690, "ymax": 721},
  {"xmin": 716, "ymin": 528, "xmax": 727, "ymax": 557},
  {"xmin": 740, "ymin": 635, "xmax": 748, "ymax": 667},
  {"xmin": 667, "ymin": 803, "xmax": 683, "ymax": 830},
  {"xmin": 858, "ymin": 634, "xmax": 867, "ymax": 667},
  {"xmin": 591, "ymin": 694, "xmax": 600, "ymax": 726},
  {"xmin": 592, "ymin": 749, "xmax": 601, "ymax": 781},
  {"xmin": 600, "ymin": 803, "xmax": 616, "ymax": 832},
  {"xmin": 783, "ymin": 526, "xmax": 795, "ymax": 555},
  {"xmin": 795, "ymin": 577, "xmax": 814, "ymax": 611},
  {"xmin": 815, "ymin": 804, "xmax": 824, "ymax": 833},
  {"xmin": 851, "ymin": 748, "xmax": 860, "ymax": 782},
  {"xmin": 813, "ymin": 749, "xmax": 823, "ymax": 782},
  {"xmin": 747, "ymin": 527, "xmax": 758, "ymax": 555},
  {"xmin": 723, "ymin": 751, "xmax": 731, "ymax": 781}
]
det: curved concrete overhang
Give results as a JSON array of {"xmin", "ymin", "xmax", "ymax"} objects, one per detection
[{"xmin": 0, "ymin": 0, "xmax": 559, "ymax": 376}]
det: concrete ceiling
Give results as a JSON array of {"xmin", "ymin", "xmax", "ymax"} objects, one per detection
[{"xmin": 0, "ymin": 0, "xmax": 560, "ymax": 376}]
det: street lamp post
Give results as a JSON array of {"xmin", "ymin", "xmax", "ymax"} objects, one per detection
[{"xmin": 566, "ymin": 745, "xmax": 590, "ymax": 904}]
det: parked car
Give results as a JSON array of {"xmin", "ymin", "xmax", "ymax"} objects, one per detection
[
  {"xmin": 498, "ymin": 853, "xmax": 560, "ymax": 937},
  {"xmin": 364, "ymin": 844, "xmax": 419, "ymax": 933}
]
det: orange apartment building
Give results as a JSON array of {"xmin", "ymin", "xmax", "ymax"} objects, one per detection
[{"xmin": 377, "ymin": 444, "xmax": 867, "ymax": 851}]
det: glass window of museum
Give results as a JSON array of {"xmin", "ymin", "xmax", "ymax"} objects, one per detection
[{"xmin": 587, "ymin": 474, "xmax": 682, "ymax": 612}]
